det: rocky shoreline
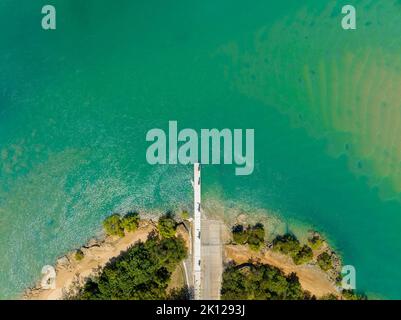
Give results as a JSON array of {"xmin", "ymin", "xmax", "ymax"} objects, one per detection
[
  {"xmin": 224, "ymin": 214, "xmax": 344, "ymax": 298},
  {"xmin": 22, "ymin": 220, "xmax": 158, "ymax": 300},
  {"xmin": 22, "ymin": 210, "xmax": 344, "ymax": 300}
]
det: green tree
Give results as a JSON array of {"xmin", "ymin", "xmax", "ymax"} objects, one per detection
[
  {"xmin": 103, "ymin": 214, "xmax": 124, "ymax": 237},
  {"xmin": 292, "ymin": 245, "xmax": 313, "ymax": 265},
  {"xmin": 72, "ymin": 235, "xmax": 187, "ymax": 300},
  {"xmin": 273, "ymin": 234, "xmax": 301, "ymax": 255},
  {"xmin": 232, "ymin": 225, "xmax": 248, "ymax": 244},
  {"xmin": 167, "ymin": 287, "xmax": 190, "ymax": 300},
  {"xmin": 221, "ymin": 263, "xmax": 309, "ymax": 300},
  {"xmin": 317, "ymin": 252, "xmax": 333, "ymax": 271},
  {"xmin": 157, "ymin": 213, "xmax": 177, "ymax": 239},
  {"xmin": 232, "ymin": 223, "xmax": 265, "ymax": 251},
  {"xmin": 121, "ymin": 212, "xmax": 140, "ymax": 232},
  {"xmin": 273, "ymin": 234, "xmax": 313, "ymax": 265},
  {"xmin": 308, "ymin": 234, "xmax": 324, "ymax": 250},
  {"xmin": 247, "ymin": 223, "xmax": 265, "ymax": 251}
]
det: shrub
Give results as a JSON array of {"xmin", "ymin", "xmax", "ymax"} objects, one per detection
[
  {"xmin": 273, "ymin": 234, "xmax": 313, "ymax": 265},
  {"xmin": 232, "ymin": 225, "xmax": 248, "ymax": 244},
  {"xmin": 308, "ymin": 234, "xmax": 324, "ymax": 250},
  {"xmin": 121, "ymin": 212, "xmax": 140, "ymax": 232},
  {"xmin": 317, "ymin": 252, "xmax": 333, "ymax": 271},
  {"xmin": 180, "ymin": 210, "xmax": 189, "ymax": 220},
  {"xmin": 103, "ymin": 214, "xmax": 124, "ymax": 237},
  {"xmin": 247, "ymin": 223, "xmax": 265, "ymax": 251},
  {"xmin": 292, "ymin": 245, "xmax": 313, "ymax": 265},
  {"xmin": 342, "ymin": 289, "xmax": 367, "ymax": 300},
  {"xmin": 232, "ymin": 223, "xmax": 265, "ymax": 250},
  {"xmin": 167, "ymin": 287, "xmax": 190, "ymax": 300},
  {"xmin": 320, "ymin": 293, "xmax": 338, "ymax": 300},
  {"xmin": 273, "ymin": 234, "xmax": 301, "ymax": 255},
  {"xmin": 158, "ymin": 213, "xmax": 177, "ymax": 238},
  {"xmin": 221, "ymin": 263, "xmax": 310, "ymax": 300},
  {"xmin": 75, "ymin": 250, "xmax": 84, "ymax": 261}
]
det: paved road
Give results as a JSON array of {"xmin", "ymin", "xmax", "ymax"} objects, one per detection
[{"xmin": 201, "ymin": 219, "xmax": 223, "ymax": 300}]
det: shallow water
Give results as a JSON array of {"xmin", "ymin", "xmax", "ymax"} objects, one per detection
[{"xmin": 1, "ymin": 0, "xmax": 401, "ymax": 298}]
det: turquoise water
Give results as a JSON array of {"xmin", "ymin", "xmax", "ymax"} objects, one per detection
[{"xmin": 1, "ymin": 0, "xmax": 401, "ymax": 299}]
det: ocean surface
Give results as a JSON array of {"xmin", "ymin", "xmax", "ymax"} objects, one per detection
[{"xmin": 1, "ymin": 0, "xmax": 401, "ymax": 299}]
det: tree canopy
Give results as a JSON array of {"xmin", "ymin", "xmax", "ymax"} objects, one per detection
[
  {"xmin": 71, "ymin": 235, "xmax": 187, "ymax": 300},
  {"xmin": 317, "ymin": 252, "xmax": 333, "ymax": 271},
  {"xmin": 292, "ymin": 245, "xmax": 313, "ymax": 265},
  {"xmin": 272, "ymin": 234, "xmax": 313, "ymax": 265},
  {"xmin": 121, "ymin": 212, "xmax": 140, "ymax": 232},
  {"xmin": 103, "ymin": 212, "xmax": 141, "ymax": 237},
  {"xmin": 157, "ymin": 213, "xmax": 177, "ymax": 239},
  {"xmin": 232, "ymin": 223, "xmax": 265, "ymax": 251},
  {"xmin": 308, "ymin": 234, "xmax": 324, "ymax": 250},
  {"xmin": 221, "ymin": 263, "xmax": 311, "ymax": 300},
  {"xmin": 102, "ymin": 214, "xmax": 125, "ymax": 237}
]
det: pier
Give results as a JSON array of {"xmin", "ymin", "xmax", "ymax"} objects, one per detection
[
  {"xmin": 193, "ymin": 163, "xmax": 202, "ymax": 300},
  {"xmin": 191, "ymin": 163, "xmax": 223, "ymax": 300}
]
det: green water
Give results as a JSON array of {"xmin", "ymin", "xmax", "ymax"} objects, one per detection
[{"xmin": 1, "ymin": 0, "xmax": 401, "ymax": 299}]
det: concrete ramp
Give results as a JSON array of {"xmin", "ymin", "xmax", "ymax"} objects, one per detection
[{"xmin": 201, "ymin": 219, "xmax": 223, "ymax": 300}]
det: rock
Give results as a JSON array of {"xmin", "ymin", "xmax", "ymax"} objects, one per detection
[
  {"xmin": 57, "ymin": 256, "xmax": 70, "ymax": 269},
  {"xmin": 85, "ymin": 238, "xmax": 101, "ymax": 248},
  {"xmin": 236, "ymin": 213, "xmax": 247, "ymax": 225}
]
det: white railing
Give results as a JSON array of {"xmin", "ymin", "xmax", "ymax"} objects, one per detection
[{"xmin": 193, "ymin": 163, "xmax": 202, "ymax": 300}]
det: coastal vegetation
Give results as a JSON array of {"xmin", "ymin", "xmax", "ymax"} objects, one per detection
[
  {"xmin": 221, "ymin": 262, "xmax": 312, "ymax": 300},
  {"xmin": 69, "ymin": 234, "xmax": 187, "ymax": 300},
  {"xmin": 342, "ymin": 289, "xmax": 367, "ymax": 300},
  {"xmin": 157, "ymin": 213, "xmax": 178, "ymax": 239},
  {"xmin": 292, "ymin": 245, "xmax": 313, "ymax": 265},
  {"xmin": 272, "ymin": 234, "xmax": 313, "ymax": 265},
  {"xmin": 271, "ymin": 233, "xmax": 368, "ymax": 300},
  {"xmin": 308, "ymin": 234, "xmax": 324, "ymax": 250},
  {"xmin": 102, "ymin": 214, "xmax": 125, "ymax": 237},
  {"xmin": 74, "ymin": 249, "xmax": 84, "ymax": 261},
  {"xmin": 102, "ymin": 212, "xmax": 140, "ymax": 237},
  {"xmin": 64, "ymin": 212, "xmax": 190, "ymax": 299},
  {"xmin": 317, "ymin": 252, "xmax": 333, "ymax": 271},
  {"xmin": 64, "ymin": 212, "xmax": 189, "ymax": 299},
  {"xmin": 320, "ymin": 290, "xmax": 367, "ymax": 300},
  {"xmin": 121, "ymin": 212, "xmax": 140, "ymax": 232},
  {"xmin": 232, "ymin": 223, "xmax": 265, "ymax": 251},
  {"xmin": 179, "ymin": 210, "xmax": 189, "ymax": 221}
]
